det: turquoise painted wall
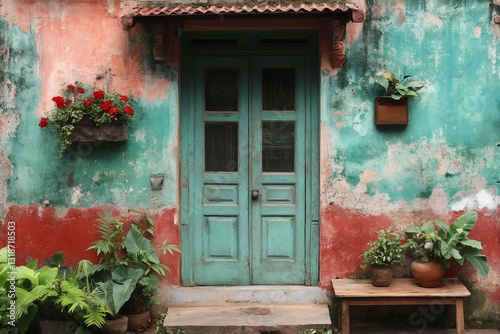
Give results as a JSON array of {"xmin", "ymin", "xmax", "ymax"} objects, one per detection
[
  {"xmin": 0, "ymin": 17, "xmax": 179, "ymax": 210},
  {"xmin": 322, "ymin": 0, "xmax": 499, "ymax": 209}
]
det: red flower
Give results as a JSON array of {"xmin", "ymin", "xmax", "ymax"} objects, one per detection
[
  {"xmin": 77, "ymin": 87, "xmax": 84, "ymax": 94},
  {"xmin": 100, "ymin": 101, "xmax": 111, "ymax": 111},
  {"xmin": 84, "ymin": 99, "xmax": 93, "ymax": 107},
  {"xmin": 93, "ymin": 90, "xmax": 105, "ymax": 99},
  {"xmin": 124, "ymin": 106, "xmax": 134, "ymax": 116},
  {"xmin": 56, "ymin": 103, "xmax": 66, "ymax": 109},
  {"xmin": 108, "ymin": 107, "xmax": 118, "ymax": 116},
  {"xmin": 52, "ymin": 96, "xmax": 65, "ymax": 105},
  {"xmin": 39, "ymin": 117, "xmax": 49, "ymax": 128},
  {"xmin": 120, "ymin": 95, "xmax": 129, "ymax": 102},
  {"xmin": 67, "ymin": 84, "xmax": 75, "ymax": 90},
  {"xmin": 65, "ymin": 99, "xmax": 72, "ymax": 105}
]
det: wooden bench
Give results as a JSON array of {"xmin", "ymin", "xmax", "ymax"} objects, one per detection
[{"xmin": 331, "ymin": 278, "xmax": 471, "ymax": 334}]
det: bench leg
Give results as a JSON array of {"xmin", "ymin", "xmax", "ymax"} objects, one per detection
[
  {"xmin": 341, "ymin": 300, "xmax": 350, "ymax": 334},
  {"xmin": 456, "ymin": 298, "xmax": 464, "ymax": 334}
]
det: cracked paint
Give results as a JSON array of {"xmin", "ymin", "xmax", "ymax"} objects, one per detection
[{"xmin": 0, "ymin": 0, "xmax": 499, "ymax": 325}]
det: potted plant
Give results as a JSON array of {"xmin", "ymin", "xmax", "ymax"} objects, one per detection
[
  {"xmin": 86, "ymin": 210, "xmax": 179, "ymax": 332},
  {"xmin": 0, "ymin": 248, "xmax": 109, "ymax": 334},
  {"xmin": 374, "ymin": 70, "xmax": 424, "ymax": 126},
  {"xmin": 405, "ymin": 211, "xmax": 489, "ymax": 288},
  {"xmin": 38, "ymin": 81, "xmax": 135, "ymax": 155},
  {"xmin": 360, "ymin": 229, "xmax": 404, "ymax": 287}
]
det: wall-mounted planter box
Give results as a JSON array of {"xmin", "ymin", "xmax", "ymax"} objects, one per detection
[
  {"xmin": 68, "ymin": 116, "xmax": 128, "ymax": 142},
  {"xmin": 375, "ymin": 96, "xmax": 408, "ymax": 126}
]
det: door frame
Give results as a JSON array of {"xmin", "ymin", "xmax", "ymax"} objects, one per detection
[{"xmin": 180, "ymin": 30, "xmax": 320, "ymax": 286}]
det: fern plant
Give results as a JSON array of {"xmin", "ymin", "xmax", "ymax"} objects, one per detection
[{"xmin": 0, "ymin": 249, "xmax": 109, "ymax": 333}]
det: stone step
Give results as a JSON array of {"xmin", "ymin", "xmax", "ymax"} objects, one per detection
[
  {"xmin": 164, "ymin": 285, "xmax": 330, "ymax": 307},
  {"xmin": 163, "ymin": 304, "xmax": 332, "ymax": 334},
  {"xmin": 163, "ymin": 286, "xmax": 332, "ymax": 334}
]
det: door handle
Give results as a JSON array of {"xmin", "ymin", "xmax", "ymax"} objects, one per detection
[{"xmin": 251, "ymin": 189, "xmax": 260, "ymax": 199}]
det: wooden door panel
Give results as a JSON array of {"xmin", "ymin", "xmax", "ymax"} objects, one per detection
[
  {"xmin": 190, "ymin": 54, "xmax": 308, "ymax": 285},
  {"xmin": 250, "ymin": 56, "xmax": 307, "ymax": 284},
  {"xmin": 192, "ymin": 56, "xmax": 250, "ymax": 285}
]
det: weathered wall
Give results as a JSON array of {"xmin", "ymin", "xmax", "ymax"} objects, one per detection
[
  {"xmin": 0, "ymin": 0, "xmax": 499, "ymax": 327},
  {"xmin": 318, "ymin": 0, "xmax": 500, "ymax": 325},
  {"xmin": 0, "ymin": 0, "xmax": 180, "ymax": 284}
]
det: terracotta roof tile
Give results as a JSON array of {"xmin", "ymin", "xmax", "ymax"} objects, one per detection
[{"xmin": 131, "ymin": 2, "xmax": 361, "ymax": 17}]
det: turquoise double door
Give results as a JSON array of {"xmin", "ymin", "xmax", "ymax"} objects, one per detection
[{"xmin": 181, "ymin": 34, "xmax": 318, "ymax": 285}]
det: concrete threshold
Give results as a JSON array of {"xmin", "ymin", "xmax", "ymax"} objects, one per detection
[{"xmin": 164, "ymin": 304, "xmax": 331, "ymax": 334}]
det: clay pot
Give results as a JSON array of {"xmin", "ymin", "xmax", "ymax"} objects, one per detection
[
  {"xmin": 127, "ymin": 310, "xmax": 151, "ymax": 332},
  {"xmin": 410, "ymin": 260, "xmax": 445, "ymax": 288},
  {"xmin": 102, "ymin": 315, "xmax": 128, "ymax": 334},
  {"xmin": 369, "ymin": 265, "xmax": 393, "ymax": 287}
]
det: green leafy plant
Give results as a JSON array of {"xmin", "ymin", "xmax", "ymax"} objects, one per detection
[
  {"xmin": 302, "ymin": 328, "xmax": 333, "ymax": 334},
  {"xmin": 375, "ymin": 70, "xmax": 424, "ymax": 100},
  {"xmin": 86, "ymin": 210, "xmax": 179, "ymax": 316},
  {"xmin": 38, "ymin": 82, "xmax": 134, "ymax": 155},
  {"xmin": 0, "ymin": 248, "xmax": 109, "ymax": 334},
  {"xmin": 154, "ymin": 312, "xmax": 168, "ymax": 334},
  {"xmin": 360, "ymin": 229, "xmax": 404, "ymax": 269},
  {"xmin": 405, "ymin": 211, "xmax": 489, "ymax": 277}
]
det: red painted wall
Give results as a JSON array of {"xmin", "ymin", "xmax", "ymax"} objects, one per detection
[
  {"xmin": 0, "ymin": 205, "xmax": 180, "ymax": 286},
  {"xmin": 319, "ymin": 205, "xmax": 500, "ymax": 305}
]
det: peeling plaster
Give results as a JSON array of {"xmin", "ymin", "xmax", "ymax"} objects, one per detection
[
  {"xmin": 323, "ymin": 134, "xmax": 498, "ymax": 217},
  {"xmin": 476, "ymin": 26, "xmax": 482, "ymax": 38},
  {"xmin": 0, "ymin": 114, "xmax": 19, "ymax": 223},
  {"xmin": 426, "ymin": 13, "xmax": 444, "ymax": 28},
  {"xmin": 393, "ymin": 1, "xmax": 406, "ymax": 25},
  {"xmin": 451, "ymin": 188, "xmax": 500, "ymax": 211},
  {"xmin": 70, "ymin": 186, "xmax": 83, "ymax": 204}
]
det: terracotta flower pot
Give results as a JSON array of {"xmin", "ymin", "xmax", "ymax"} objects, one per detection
[
  {"xmin": 102, "ymin": 315, "xmax": 128, "ymax": 334},
  {"xmin": 127, "ymin": 310, "xmax": 151, "ymax": 332},
  {"xmin": 374, "ymin": 96, "xmax": 408, "ymax": 126},
  {"xmin": 369, "ymin": 265, "xmax": 393, "ymax": 287},
  {"xmin": 410, "ymin": 260, "xmax": 445, "ymax": 288}
]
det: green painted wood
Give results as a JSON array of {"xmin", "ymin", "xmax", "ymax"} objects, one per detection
[
  {"xmin": 250, "ymin": 56, "xmax": 306, "ymax": 284},
  {"xmin": 180, "ymin": 31, "xmax": 319, "ymax": 286},
  {"xmin": 193, "ymin": 56, "xmax": 250, "ymax": 285}
]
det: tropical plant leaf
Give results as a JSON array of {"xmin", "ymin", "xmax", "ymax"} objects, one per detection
[
  {"xmin": 125, "ymin": 224, "xmax": 159, "ymax": 264},
  {"xmin": 38, "ymin": 266, "xmax": 58, "ymax": 286},
  {"xmin": 462, "ymin": 247, "xmax": 489, "ymax": 277},
  {"xmin": 0, "ymin": 247, "xmax": 7, "ymax": 263},
  {"xmin": 406, "ymin": 81, "xmax": 424, "ymax": 89},
  {"xmin": 16, "ymin": 304, "xmax": 37, "ymax": 334},
  {"xmin": 45, "ymin": 251, "xmax": 64, "ymax": 268},
  {"xmin": 96, "ymin": 281, "xmax": 115, "ymax": 315},
  {"xmin": 14, "ymin": 266, "xmax": 41, "ymax": 286},
  {"xmin": 376, "ymin": 75, "xmax": 390, "ymax": 92},
  {"xmin": 15, "ymin": 285, "xmax": 52, "ymax": 318},
  {"xmin": 443, "ymin": 212, "xmax": 477, "ymax": 252},
  {"xmin": 404, "ymin": 90, "xmax": 418, "ymax": 97},
  {"xmin": 0, "ymin": 262, "xmax": 9, "ymax": 287},
  {"xmin": 460, "ymin": 238, "xmax": 482, "ymax": 249},
  {"xmin": 109, "ymin": 266, "xmax": 144, "ymax": 314}
]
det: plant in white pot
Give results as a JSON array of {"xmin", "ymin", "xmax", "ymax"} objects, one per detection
[
  {"xmin": 405, "ymin": 211, "xmax": 489, "ymax": 288},
  {"xmin": 360, "ymin": 229, "xmax": 404, "ymax": 287}
]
